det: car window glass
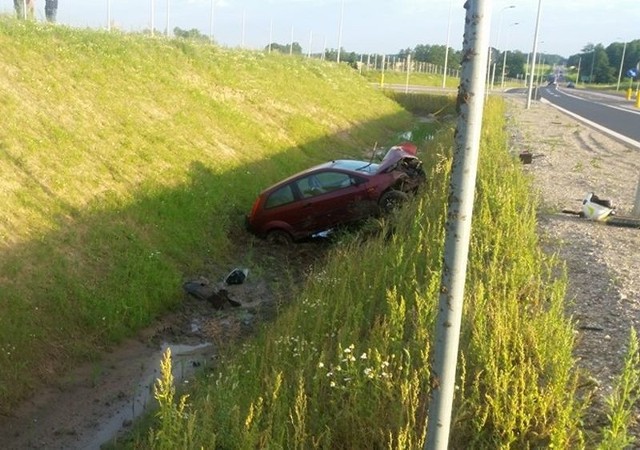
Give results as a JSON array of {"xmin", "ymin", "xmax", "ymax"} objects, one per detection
[
  {"xmin": 296, "ymin": 176, "xmax": 321, "ymax": 199},
  {"xmin": 316, "ymin": 172, "xmax": 353, "ymax": 192},
  {"xmin": 265, "ymin": 184, "xmax": 295, "ymax": 208}
]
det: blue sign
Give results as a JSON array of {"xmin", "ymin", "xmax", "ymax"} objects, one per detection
[{"xmin": 627, "ymin": 68, "xmax": 638, "ymax": 78}]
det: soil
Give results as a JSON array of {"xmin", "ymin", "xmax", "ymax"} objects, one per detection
[
  {"xmin": 1, "ymin": 91, "xmax": 639, "ymax": 449},
  {"xmin": 0, "ymin": 234, "xmax": 330, "ymax": 450}
]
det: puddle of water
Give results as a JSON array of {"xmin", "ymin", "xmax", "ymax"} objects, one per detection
[{"xmin": 85, "ymin": 341, "xmax": 214, "ymax": 449}]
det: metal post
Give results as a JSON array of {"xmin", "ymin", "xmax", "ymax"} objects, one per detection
[
  {"xmin": 107, "ymin": 0, "xmax": 111, "ymax": 31},
  {"xmin": 166, "ymin": 0, "xmax": 170, "ymax": 37},
  {"xmin": 380, "ymin": 54, "xmax": 386, "ymax": 87},
  {"xmin": 289, "ymin": 25, "xmax": 293, "ymax": 55},
  {"xmin": 442, "ymin": 0, "xmax": 454, "ymax": 89},
  {"xmin": 337, "ymin": 0, "xmax": 344, "ymax": 63},
  {"xmin": 405, "ymin": 54, "xmax": 412, "ymax": 93},
  {"xmin": 616, "ymin": 41, "xmax": 627, "ymax": 91},
  {"xmin": 424, "ymin": 0, "xmax": 490, "ymax": 448},
  {"xmin": 242, "ymin": 9, "xmax": 246, "ymax": 48},
  {"xmin": 150, "ymin": 0, "xmax": 155, "ymax": 36},
  {"xmin": 526, "ymin": 0, "xmax": 543, "ymax": 109},
  {"xmin": 576, "ymin": 56, "xmax": 581, "ymax": 86},
  {"xmin": 214, "ymin": 0, "xmax": 216, "ymax": 44}
]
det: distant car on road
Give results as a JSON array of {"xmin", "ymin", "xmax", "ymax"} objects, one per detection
[
  {"xmin": 566, "ymin": 81, "xmax": 575, "ymax": 88},
  {"xmin": 246, "ymin": 145, "xmax": 425, "ymax": 243}
]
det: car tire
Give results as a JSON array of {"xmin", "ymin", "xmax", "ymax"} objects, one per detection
[
  {"xmin": 266, "ymin": 229, "xmax": 293, "ymax": 246},
  {"xmin": 379, "ymin": 190, "xmax": 409, "ymax": 214}
]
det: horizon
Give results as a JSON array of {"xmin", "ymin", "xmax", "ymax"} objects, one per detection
[{"xmin": 2, "ymin": 0, "xmax": 638, "ymax": 59}]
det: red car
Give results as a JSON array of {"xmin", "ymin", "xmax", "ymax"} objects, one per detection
[{"xmin": 246, "ymin": 145, "xmax": 425, "ymax": 243}]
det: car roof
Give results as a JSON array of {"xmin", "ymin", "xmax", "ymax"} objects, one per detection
[{"xmin": 260, "ymin": 148, "xmax": 419, "ymax": 194}]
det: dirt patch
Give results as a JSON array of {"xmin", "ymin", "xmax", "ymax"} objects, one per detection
[{"xmin": 0, "ymin": 232, "xmax": 331, "ymax": 449}]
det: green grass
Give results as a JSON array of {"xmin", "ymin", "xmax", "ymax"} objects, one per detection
[
  {"xmin": 0, "ymin": 17, "xmax": 413, "ymax": 409},
  {"xmin": 3, "ymin": 16, "xmax": 640, "ymax": 449},
  {"xmin": 132, "ymin": 98, "xmax": 594, "ymax": 448}
]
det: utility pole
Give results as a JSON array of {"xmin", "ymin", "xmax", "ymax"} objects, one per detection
[
  {"xmin": 442, "ymin": 0, "xmax": 454, "ymax": 89},
  {"xmin": 526, "ymin": 0, "xmax": 543, "ymax": 109},
  {"xmin": 616, "ymin": 41, "xmax": 627, "ymax": 91},
  {"xmin": 150, "ymin": 0, "xmax": 155, "ymax": 37},
  {"xmin": 424, "ymin": 0, "xmax": 490, "ymax": 448},
  {"xmin": 337, "ymin": 0, "xmax": 344, "ymax": 63}
]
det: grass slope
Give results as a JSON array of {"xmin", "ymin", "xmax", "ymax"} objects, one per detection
[{"xmin": 0, "ymin": 17, "xmax": 413, "ymax": 409}]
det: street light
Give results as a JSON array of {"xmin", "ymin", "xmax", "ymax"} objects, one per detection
[
  {"xmin": 209, "ymin": 0, "xmax": 216, "ymax": 44},
  {"xmin": 616, "ymin": 39, "xmax": 628, "ymax": 91},
  {"xmin": 337, "ymin": 0, "xmax": 344, "ymax": 63},
  {"xmin": 500, "ymin": 22, "xmax": 519, "ymax": 87},
  {"xmin": 442, "ymin": 0, "xmax": 454, "ymax": 88},
  {"xmin": 526, "ymin": 0, "xmax": 543, "ymax": 109},
  {"xmin": 490, "ymin": 5, "xmax": 515, "ymax": 89}
]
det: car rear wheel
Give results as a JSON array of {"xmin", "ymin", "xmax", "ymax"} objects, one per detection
[
  {"xmin": 266, "ymin": 229, "xmax": 293, "ymax": 246},
  {"xmin": 379, "ymin": 190, "xmax": 409, "ymax": 214}
]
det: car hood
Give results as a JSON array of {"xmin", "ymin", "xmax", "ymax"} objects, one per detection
[{"xmin": 376, "ymin": 147, "xmax": 421, "ymax": 173}]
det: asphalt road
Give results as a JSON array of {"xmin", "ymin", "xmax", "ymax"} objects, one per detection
[{"xmin": 509, "ymin": 85, "xmax": 640, "ymax": 148}]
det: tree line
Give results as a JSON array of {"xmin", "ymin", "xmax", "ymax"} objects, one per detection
[{"xmin": 172, "ymin": 28, "xmax": 639, "ymax": 85}]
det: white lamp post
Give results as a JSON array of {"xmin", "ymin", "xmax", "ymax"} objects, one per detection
[
  {"xmin": 107, "ymin": 0, "xmax": 111, "ymax": 31},
  {"xmin": 616, "ymin": 39, "xmax": 627, "ymax": 91},
  {"xmin": 490, "ymin": 5, "xmax": 515, "ymax": 90},
  {"xmin": 209, "ymin": 0, "xmax": 216, "ymax": 44},
  {"xmin": 500, "ymin": 22, "xmax": 519, "ymax": 88},
  {"xmin": 442, "ymin": 0, "xmax": 454, "ymax": 88},
  {"xmin": 337, "ymin": 0, "xmax": 344, "ymax": 63},
  {"xmin": 166, "ymin": 0, "xmax": 170, "ymax": 37},
  {"xmin": 526, "ymin": 0, "xmax": 543, "ymax": 109},
  {"xmin": 150, "ymin": 0, "xmax": 155, "ymax": 36}
]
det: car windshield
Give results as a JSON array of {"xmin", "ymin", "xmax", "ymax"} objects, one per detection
[{"xmin": 332, "ymin": 160, "xmax": 379, "ymax": 174}]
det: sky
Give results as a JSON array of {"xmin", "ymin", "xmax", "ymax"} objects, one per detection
[{"xmin": 3, "ymin": 0, "xmax": 639, "ymax": 58}]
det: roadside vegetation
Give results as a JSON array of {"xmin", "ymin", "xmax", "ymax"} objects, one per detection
[
  {"xmin": 134, "ymin": 96, "xmax": 640, "ymax": 448},
  {"xmin": 0, "ymin": 17, "xmax": 412, "ymax": 410},
  {"xmin": 2, "ymin": 17, "xmax": 640, "ymax": 449}
]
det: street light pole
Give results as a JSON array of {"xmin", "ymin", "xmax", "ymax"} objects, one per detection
[
  {"xmin": 209, "ymin": 0, "xmax": 215, "ymax": 44},
  {"xmin": 166, "ymin": 0, "xmax": 170, "ymax": 37},
  {"xmin": 425, "ymin": 1, "xmax": 491, "ymax": 448},
  {"xmin": 337, "ymin": 0, "xmax": 344, "ymax": 63},
  {"xmin": 442, "ymin": 0, "xmax": 454, "ymax": 89},
  {"xmin": 500, "ymin": 22, "xmax": 519, "ymax": 88},
  {"xmin": 150, "ymin": 0, "xmax": 155, "ymax": 37},
  {"xmin": 526, "ymin": 0, "xmax": 543, "ymax": 109},
  {"xmin": 491, "ymin": 5, "xmax": 515, "ymax": 90},
  {"xmin": 616, "ymin": 40, "xmax": 627, "ymax": 91}
]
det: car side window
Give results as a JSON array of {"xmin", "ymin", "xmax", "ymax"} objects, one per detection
[
  {"xmin": 316, "ymin": 172, "xmax": 353, "ymax": 191},
  {"xmin": 265, "ymin": 184, "xmax": 295, "ymax": 208}
]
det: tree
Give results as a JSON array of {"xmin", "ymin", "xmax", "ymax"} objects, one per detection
[
  {"xmin": 266, "ymin": 42, "xmax": 302, "ymax": 55},
  {"xmin": 592, "ymin": 44, "xmax": 614, "ymax": 83},
  {"xmin": 174, "ymin": 27, "xmax": 210, "ymax": 43},
  {"xmin": 498, "ymin": 50, "xmax": 526, "ymax": 79}
]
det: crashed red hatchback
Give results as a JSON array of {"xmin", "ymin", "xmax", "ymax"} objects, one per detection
[{"xmin": 246, "ymin": 145, "xmax": 425, "ymax": 243}]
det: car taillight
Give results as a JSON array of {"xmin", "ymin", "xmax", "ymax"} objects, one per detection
[{"xmin": 248, "ymin": 197, "xmax": 261, "ymax": 221}]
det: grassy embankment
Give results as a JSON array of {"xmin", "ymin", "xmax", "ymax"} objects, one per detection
[
  {"xmin": 138, "ymin": 95, "xmax": 640, "ymax": 448},
  {"xmin": 2, "ymin": 18, "xmax": 639, "ymax": 448},
  {"xmin": 0, "ymin": 18, "xmax": 413, "ymax": 410}
]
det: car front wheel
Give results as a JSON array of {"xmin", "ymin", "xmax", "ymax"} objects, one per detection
[
  {"xmin": 266, "ymin": 229, "xmax": 293, "ymax": 246},
  {"xmin": 379, "ymin": 190, "xmax": 409, "ymax": 214}
]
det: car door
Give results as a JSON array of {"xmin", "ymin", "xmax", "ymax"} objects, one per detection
[{"xmin": 293, "ymin": 170, "xmax": 375, "ymax": 232}]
